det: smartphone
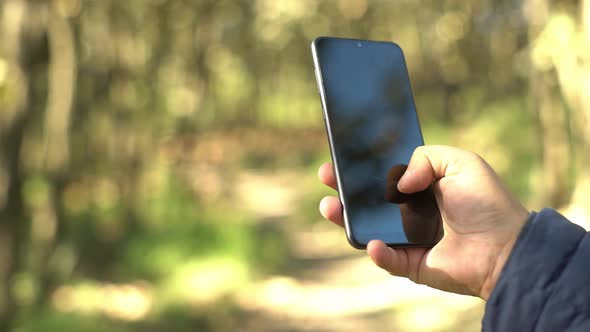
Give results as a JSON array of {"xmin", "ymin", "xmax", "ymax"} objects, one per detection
[{"xmin": 311, "ymin": 37, "xmax": 443, "ymax": 249}]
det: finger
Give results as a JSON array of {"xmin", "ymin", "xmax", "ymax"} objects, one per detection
[
  {"xmin": 319, "ymin": 196, "xmax": 344, "ymax": 227},
  {"xmin": 367, "ymin": 240, "xmax": 407, "ymax": 277},
  {"xmin": 318, "ymin": 162, "xmax": 337, "ymax": 190},
  {"xmin": 397, "ymin": 145, "xmax": 473, "ymax": 194},
  {"xmin": 367, "ymin": 240, "xmax": 429, "ymax": 283},
  {"xmin": 369, "ymin": 240, "xmax": 475, "ymax": 295}
]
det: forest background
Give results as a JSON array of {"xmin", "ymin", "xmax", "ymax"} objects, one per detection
[{"xmin": 1, "ymin": 0, "xmax": 590, "ymax": 331}]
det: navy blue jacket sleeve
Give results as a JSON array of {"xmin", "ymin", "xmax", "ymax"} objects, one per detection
[{"xmin": 482, "ymin": 208, "xmax": 590, "ymax": 331}]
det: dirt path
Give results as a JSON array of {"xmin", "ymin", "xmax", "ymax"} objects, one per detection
[{"xmin": 231, "ymin": 169, "xmax": 485, "ymax": 332}]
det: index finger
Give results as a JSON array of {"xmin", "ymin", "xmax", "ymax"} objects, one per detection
[{"xmin": 318, "ymin": 162, "xmax": 338, "ymax": 190}]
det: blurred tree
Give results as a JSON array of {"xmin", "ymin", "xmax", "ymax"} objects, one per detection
[
  {"xmin": 0, "ymin": 0, "xmax": 589, "ymax": 331},
  {"xmin": 526, "ymin": 0, "xmax": 590, "ymax": 216},
  {"xmin": 0, "ymin": 0, "xmax": 37, "ymax": 328}
]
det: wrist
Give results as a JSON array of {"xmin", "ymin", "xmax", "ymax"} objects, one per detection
[
  {"xmin": 480, "ymin": 236, "xmax": 517, "ymax": 300},
  {"xmin": 480, "ymin": 210, "xmax": 532, "ymax": 300}
]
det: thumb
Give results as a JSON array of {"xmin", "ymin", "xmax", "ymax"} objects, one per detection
[
  {"xmin": 367, "ymin": 240, "xmax": 431, "ymax": 284},
  {"xmin": 397, "ymin": 145, "xmax": 472, "ymax": 194}
]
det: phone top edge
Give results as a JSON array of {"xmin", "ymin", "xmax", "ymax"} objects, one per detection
[
  {"xmin": 311, "ymin": 36, "xmax": 402, "ymax": 48},
  {"xmin": 311, "ymin": 36, "xmax": 329, "ymax": 46}
]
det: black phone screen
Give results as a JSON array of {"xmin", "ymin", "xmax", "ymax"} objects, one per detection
[{"xmin": 312, "ymin": 37, "xmax": 442, "ymax": 248}]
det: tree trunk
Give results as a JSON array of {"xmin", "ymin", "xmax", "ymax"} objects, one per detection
[
  {"xmin": 564, "ymin": 0, "xmax": 590, "ymax": 229},
  {"xmin": 0, "ymin": 0, "xmax": 30, "ymax": 329},
  {"xmin": 526, "ymin": 0, "xmax": 572, "ymax": 209}
]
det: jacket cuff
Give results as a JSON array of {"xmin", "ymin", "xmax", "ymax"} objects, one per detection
[{"xmin": 482, "ymin": 208, "xmax": 587, "ymax": 331}]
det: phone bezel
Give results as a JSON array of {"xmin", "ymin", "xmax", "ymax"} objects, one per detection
[{"xmin": 311, "ymin": 36, "xmax": 440, "ymax": 249}]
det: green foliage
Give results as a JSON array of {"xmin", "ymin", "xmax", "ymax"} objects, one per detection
[
  {"xmin": 126, "ymin": 173, "xmax": 257, "ymax": 279},
  {"xmin": 1, "ymin": 0, "xmax": 584, "ymax": 331},
  {"xmin": 17, "ymin": 310, "xmax": 132, "ymax": 332}
]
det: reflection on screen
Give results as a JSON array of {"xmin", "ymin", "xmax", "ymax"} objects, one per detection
[{"xmin": 314, "ymin": 38, "xmax": 442, "ymax": 246}]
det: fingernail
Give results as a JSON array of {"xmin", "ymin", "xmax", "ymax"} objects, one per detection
[
  {"xmin": 319, "ymin": 196, "xmax": 330, "ymax": 217},
  {"xmin": 319, "ymin": 197, "xmax": 327, "ymax": 213}
]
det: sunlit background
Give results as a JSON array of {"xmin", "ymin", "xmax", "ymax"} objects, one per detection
[{"xmin": 1, "ymin": 0, "xmax": 589, "ymax": 331}]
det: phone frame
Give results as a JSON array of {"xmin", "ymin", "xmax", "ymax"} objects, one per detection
[{"xmin": 311, "ymin": 36, "xmax": 439, "ymax": 249}]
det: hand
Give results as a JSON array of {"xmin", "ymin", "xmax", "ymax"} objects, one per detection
[{"xmin": 318, "ymin": 146, "xmax": 529, "ymax": 299}]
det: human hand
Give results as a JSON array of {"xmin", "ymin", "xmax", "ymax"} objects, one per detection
[{"xmin": 318, "ymin": 146, "xmax": 529, "ymax": 299}]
